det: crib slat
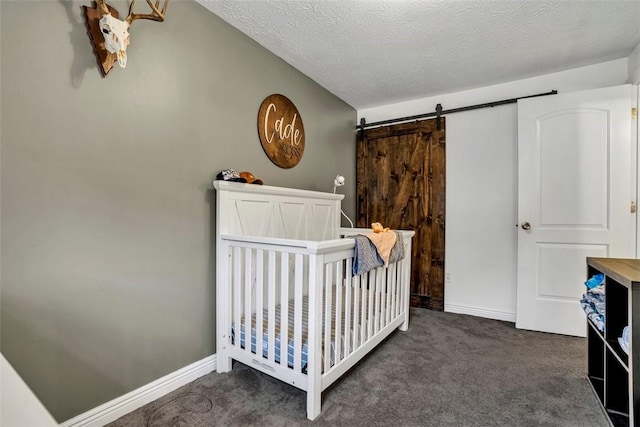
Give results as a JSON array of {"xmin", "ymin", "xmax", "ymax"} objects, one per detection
[
  {"xmin": 391, "ymin": 264, "xmax": 396, "ymax": 320},
  {"xmin": 380, "ymin": 267, "xmax": 385, "ymax": 327},
  {"xmin": 233, "ymin": 246, "xmax": 242, "ymax": 351},
  {"xmin": 256, "ymin": 249, "xmax": 264, "ymax": 359},
  {"xmin": 390, "ymin": 262, "xmax": 397, "ymax": 319},
  {"xmin": 362, "ymin": 272, "xmax": 369, "ymax": 342},
  {"xmin": 399, "ymin": 260, "xmax": 404, "ymax": 317},
  {"xmin": 293, "ymin": 254, "xmax": 303, "ymax": 373},
  {"xmin": 381, "ymin": 266, "xmax": 388, "ymax": 328},
  {"xmin": 396, "ymin": 260, "xmax": 402, "ymax": 317},
  {"xmin": 335, "ymin": 261, "xmax": 343, "ymax": 364},
  {"xmin": 378, "ymin": 270, "xmax": 383, "ymax": 331},
  {"xmin": 280, "ymin": 252, "xmax": 289, "ymax": 367},
  {"xmin": 344, "ymin": 258, "xmax": 352, "ymax": 357},
  {"xmin": 379, "ymin": 271, "xmax": 385, "ymax": 330},
  {"xmin": 268, "ymin": 250, "xmax": 276, "ymax": 362},
  {"xmin": 367, "ymin": 270, "xmax": 374, "ymax": 340},
  {"xmin": 244, "ymin": 248, "xmax": 253, "ymax": 355},
  {"xmin": 393, "ymin": 263, "xmax": 400, "ymax": 319},
  {"xmin": 373, "ymin": 269, "xmax": 379, "ymax": 336},
  {"xmin": 353, "ymin": 273, "xmax": 360, "ymax": 351},
  {"xmin": 323, "ymin": 263, "xmax": 333, "ymax": 373},
  {"xmin": 385, "ymin": 265, "xmax": 391, "ymax": 326}
]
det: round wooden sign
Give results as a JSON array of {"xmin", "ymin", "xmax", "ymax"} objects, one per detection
[{"xmin": 257, "ymin": 94, "xmax": 305, "ymax": 169}]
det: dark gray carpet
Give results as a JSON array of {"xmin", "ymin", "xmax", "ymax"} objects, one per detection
[{"xmin": 108, "ymin": 308, "xmax": 608, "ymax": 426}]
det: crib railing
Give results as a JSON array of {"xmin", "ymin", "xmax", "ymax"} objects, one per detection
[{"xmin": 216, "ymin": 231, "xmax": 413, "ymax": 418}]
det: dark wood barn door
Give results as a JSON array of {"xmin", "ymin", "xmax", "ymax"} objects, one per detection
[{"xmin": 356, "ymin": 118, "xmax": 445, "ymax": 310}]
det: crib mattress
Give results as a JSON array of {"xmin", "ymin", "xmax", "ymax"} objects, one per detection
[{"xmin": 231, "ymin": 288, "xmax": 377, "ymax": 372}]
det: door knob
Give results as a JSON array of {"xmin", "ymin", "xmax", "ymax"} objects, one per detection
[{"xmin": 521, "ymin": 222, "xmax": 531, "ymax": 230}]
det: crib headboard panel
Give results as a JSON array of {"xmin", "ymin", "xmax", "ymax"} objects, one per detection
[{"xmin": 214, "ymin": 181, "xmax": 344, "ymax": 241}]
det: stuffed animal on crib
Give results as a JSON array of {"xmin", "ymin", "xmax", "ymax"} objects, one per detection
[{"xmin": 371, "ymin": 222, "xmax": 390, "ymax": 233}]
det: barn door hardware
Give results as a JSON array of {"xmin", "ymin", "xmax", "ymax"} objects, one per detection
[
  {"xmin": 357, "ymin": 90, "xmax": 558, "ymax": 133},
  {"xmin": 358, "ymin": 117, "xmax": 366, "ymax": 141},
  {"xmin": 435, "ymin": 103, "xmax": 443, "ymax": 130}
]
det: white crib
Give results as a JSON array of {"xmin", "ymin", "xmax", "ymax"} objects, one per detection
[{"xmin": 214, "ymin": 181, "xmax": 414, "ymax": 420}]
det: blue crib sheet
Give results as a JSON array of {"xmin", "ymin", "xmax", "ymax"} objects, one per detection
[
  {"xmin": 230, "ymin": 289, "xmax": 374, "ymax": 373},
  {"xmin": 232, "ymin": 322, "xmax": 309, "ymax": 370}
]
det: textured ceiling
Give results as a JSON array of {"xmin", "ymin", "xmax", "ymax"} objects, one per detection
[{"xmin": 195, "ymin": 0, "xmax": 640, "ymax": 109}]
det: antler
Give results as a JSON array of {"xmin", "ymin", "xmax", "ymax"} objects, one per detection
[
  {"xmin": 96, "ymin": 0, "xmax": 110, "ymax": 15},
  {"xmin": 126, "ymin": 0, "xmax": 169, "ymax": 24}
]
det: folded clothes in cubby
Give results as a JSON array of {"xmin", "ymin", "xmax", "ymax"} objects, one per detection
[
  {"xmin": 580, "ymin": 282, "xmax": 605, "ymax": 332},
  {"xmin": 618, "ymin": 326, "xmax": 630, "ymax": 355},
  {"xmin": 585, "ymin": 273, "xmax": 605, "ymax": 289}
]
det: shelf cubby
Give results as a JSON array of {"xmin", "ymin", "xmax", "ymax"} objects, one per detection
[{"xmin": 586, "ymin": 257, "xmax": 639, "ymax": 427}]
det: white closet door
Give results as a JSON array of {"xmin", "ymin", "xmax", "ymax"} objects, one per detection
[{"xmin": 516, "ymin": 85, "xmax": 636, "ymax": 337}]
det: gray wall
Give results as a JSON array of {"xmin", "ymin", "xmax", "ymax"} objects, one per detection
[{"xmin": 0, "ymin": 0, "xmax": 356, "ymax": 421}]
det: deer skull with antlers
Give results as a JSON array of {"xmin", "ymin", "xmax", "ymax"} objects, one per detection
[{"xmin": 83, "ymin": 0, "xmax": 169, "ymax": 76}]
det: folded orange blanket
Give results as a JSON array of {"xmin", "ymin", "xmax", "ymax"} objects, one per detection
[{"xmin": 365, "ymin": 222, "xmax": 397, "ymax": 265}]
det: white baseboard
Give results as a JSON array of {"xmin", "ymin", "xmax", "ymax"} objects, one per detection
[
  {"xmin": 61, "ymin": 355, "xmax": 216, "ymax": 427},
  {"xmin": 445, "ymin": 303, "xmax": 516, "ymax": 323}
]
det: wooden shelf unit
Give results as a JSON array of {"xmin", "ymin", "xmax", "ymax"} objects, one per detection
[{"xmin": 586, "ymin": 257, "xmax": 640, "ymax": 427}]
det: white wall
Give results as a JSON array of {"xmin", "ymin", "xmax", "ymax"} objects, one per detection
[
  {"xmin": 358, "ymin": 58, "xmax": 629, "ymax": 321},
  {"xmin": 629, "ymin": 44, "xmax": 640, "ymax": 84}
]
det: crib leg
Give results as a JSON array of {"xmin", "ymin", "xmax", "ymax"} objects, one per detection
[
  {"xmin": 307, "ymin": 390, "xmax": 321, "ymax": 420},
  {"xmin": 399, "ymin": 291, "xmax": 410, "ymax": 331},
  {"xmin": 400, "ymin": 313, "xmax": 409, "ymax": 331},
  {"xmin": 217, "ymin": 353, "xmax": 232, "ymax": 373},
  {"xmin": 216, "ymin": 336, "xmax": 232, "ymax": 373}
]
